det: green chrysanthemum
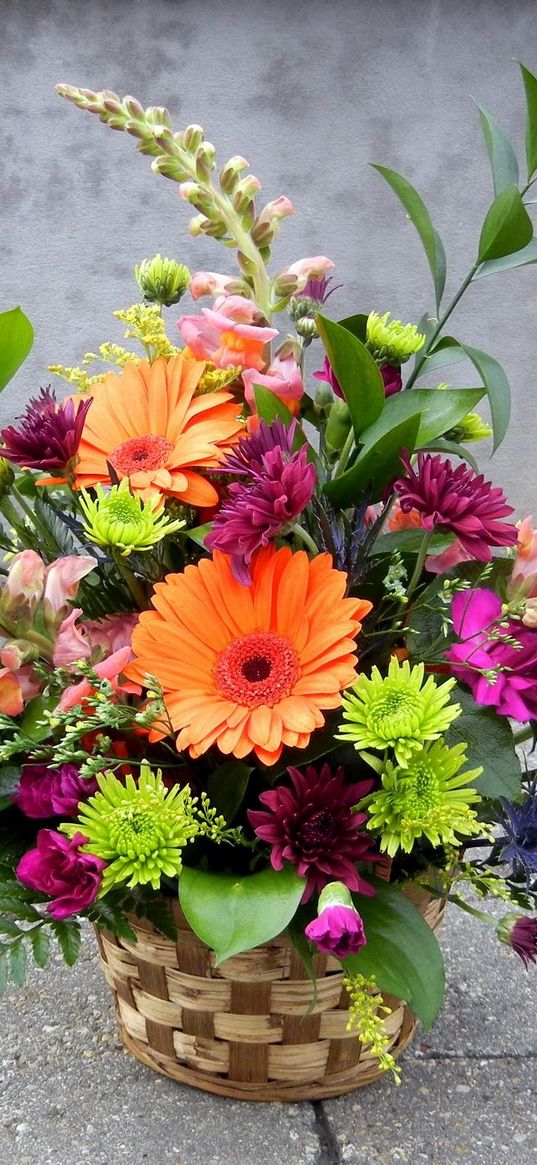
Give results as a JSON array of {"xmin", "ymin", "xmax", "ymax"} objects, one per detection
[
  {"xmin": 135, "ymin": 254, "xmax": 191, "ymax": 307},
  {"xmin": 448, "ymin": 411, "xmax": 493, "ymax": 444},
  {"xmin": 362, "ymin": 740, "xmax": 483, "ymax": 857},
  {"xmin": 338, "ymin": 658, "xmax": 461, "ymax": 767},
  {"xmin": 366, "ymin": 310, "xmax": 424, "ymax": 365},
  {"xmin": 79, "ymin": 478, "xmax": 185, "ymax": 555},
  {"xmin": 61, "ymin": 762, "xmax": 200, "ymax": 891}
]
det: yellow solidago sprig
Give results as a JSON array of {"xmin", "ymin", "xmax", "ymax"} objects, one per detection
[
  {"xmin": 366, "ymin": 310, "xmax": 424, "ymax": 365},
  {"xmin": 338, "ymin": 658, "xmax": 461, "ymax": 767},
  {"xmin": 343, "ymin": 972, "xmax": 401, "ymax": 1083},
  {"xmin": 61, "ymin": 762, "xmax": 247, "ymax": 893},
  {"xmin": 113, "ymin": 303, "xmax": 181, "ymax": 362},
  {"xmin": 362, "ymin": 740, "xmax": 484, "ymax": 857},
  {"xmin": 79, "ymin": 478, "xmax": 185, "ymax": 555}
]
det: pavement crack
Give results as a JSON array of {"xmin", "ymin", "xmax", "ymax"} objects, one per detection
[
  {"xmin": 311, "ymin": 1100, "xmax": 342, "ymax": 1165},
  {"xmin": 415, "ymin": 1050, "xmax": 537, "ymax": 1061}
]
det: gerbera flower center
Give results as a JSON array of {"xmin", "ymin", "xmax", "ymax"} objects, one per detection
[
  {"xmin": 109, "ymin": 434, "xmax": 173, "ymax": 477},
  {"xmin": 298, "ymin": 810, "xmax": 336, "ymax": 848},
  {"xmin": 214, "ymin": 630, "xmax": 299, "ymax": 708}
]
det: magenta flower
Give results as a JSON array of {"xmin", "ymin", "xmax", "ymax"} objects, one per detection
[
  {"xmin": 447, "ymin": 588, "xmax": 537, "ymax": 721},
  {"xmin": 1, "ymin": 388, "xmax": 92, "ymax": 473},
  {"xmin": 206, "ymin": 430, "xmax": 316, "ymax": 584},
  {"xmin": 248, "ymin": 763, "xmax": 377, "ymax": 901},
  {"xmin": 13, "ymin": 764, "xmax": 98, "ymax": 819},
  {"xmin": 497, "ymin": 914, "xmax": 537, "ymax": 968},
  {"xmin": 313, "ymin": 358, "xmax": 401, "ymax": 401},
  {"xmin": 313, "ymin": 356, "xmax": 343, "ymax": 398},
  {"xmin": 178, "ymin": 295, "xmax": 278, "ymax": 371},
  {"xmin": 16, "ymin": 830, "xmax": 105, "ymax": 919},
  {"xmin": 305, "ymin": 902, "xmax": 367, "ymax": 958},
  {"xmin": 394, "ymin": 452, "xmax": 517, "ymax": 561}
]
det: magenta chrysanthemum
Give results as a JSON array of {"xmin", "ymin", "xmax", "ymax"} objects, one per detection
[
  {"xmin": 394, "ymin": 451, "xmax": 517, "ymax": 561},
  {"xmin": 206, "ymin": 422, "xmax": 316, "ymax": 583},
  {"xmin": 247, "ymin": 763, "xmax": 378, "ymax": 901},
  {"xmin": 1, "ymin": 388, "xmax": 92, "ymax": 472}
]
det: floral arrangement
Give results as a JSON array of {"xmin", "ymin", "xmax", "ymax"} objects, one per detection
[{"xmin": 1, "ymin": 66, "xmax": 537, "ymax": 1084}]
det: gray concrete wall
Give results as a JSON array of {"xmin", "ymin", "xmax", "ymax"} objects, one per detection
[{"xmin": 1, "ymin": 0, "xmax": 537, "ymax": 512}]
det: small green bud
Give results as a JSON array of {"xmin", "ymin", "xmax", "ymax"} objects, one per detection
[
  {"xmin": 288, "ymin": 295, "xmax": 316, "ymax": 321},
  {"xmin": 0, "ymin": 456, "xmax": 15, "ymax": 499},
  {"xmin": 325, "ymin": 399, "xmax": 352, "ymax": 451},
  {"xmin": 135, "ymin": 254, "xmax": 190, "ymax": 307},
  {"xmin": 295, "ymin": 315, "xmax": 318, "ymax": 340}
]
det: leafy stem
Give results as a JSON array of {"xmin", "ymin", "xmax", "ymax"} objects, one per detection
[{"xmin": 405, "ymin": 261, "xmax": 480, "ymax": 389}]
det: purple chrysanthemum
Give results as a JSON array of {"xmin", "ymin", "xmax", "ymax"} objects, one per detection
[
  {"xmin": 1, "ymin": 388, "xmax": 92, "ymax": 472},
  {"xmin": 497, "ymin": 914, "xmax": 537, "ymax": 968},
  {"xmin": 497, "ymin": 791, "xmax": 537, "ymax": 884},
  {"xmin": 217, "ymin": 418, "xmax": 297, "ymax": 478},
  {"xmin": 247, "ymin": 763, "xmax": 378, "ymax": 901},
  {"xmin": 206, "ymin": 427, "xmax": 316, "ymax": 584},
  {"xmin": 394, "ymin": 451, "xmax": 517, "ymax": 561}
]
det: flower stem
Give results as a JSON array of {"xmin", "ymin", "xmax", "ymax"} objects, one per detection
[
  {"xmin": 112, "ymin": 551, "xmax": 148, "ymax": 609},
  {"xmin": 334, "ymin": 427, "xmax": 355, "ymax": 477},
  {"xmin": 405, "ymin": 262, "xmax": 480, "ymax": 390},
  {"xmin": 406, "ymin": 530, "xmax": 434, "ymax": 600},
  {"xmin": 291, "ymin": 524, "xmax": 319, "ymax": 556}
]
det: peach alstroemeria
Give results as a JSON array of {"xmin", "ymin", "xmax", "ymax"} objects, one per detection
[
  {"xmin": 178, "ymin": 295, "xmax": 278, "ymax": 372},
  {"xmin": 43, "ymin": 556, "xmax": 97, "ymax": 627},
  {"xmin": 58, "ymin": 646, "xmax": 140, "ymax": 712},
  {"xmin": 53, "ymin": 610, "xmax": 139, "ymax": 669},
  {"xmin": 0, "ymin": 550, "xmax": 46, "ymax": 625},
  {"xmin": 0, "ymin": 640, "xmax": 41, "ymax": 716},
  {"xmin": 508, "ymin": 516, "xmax": 537, "ymax": 599},
  {"xmin": 242, "ymin": 353, "xmax": 304, "ymax": 416},
  {"xmin": 189, "ymin": 271, "xmax": 245, "ymax": 300}
]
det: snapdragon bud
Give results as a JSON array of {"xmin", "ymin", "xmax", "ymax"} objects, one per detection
[
  {"xmin": 183, "ymin": 124, "xmax": 204, "ymax": 152},
  {"xmin": 135, "ymin": 254, "xmax": 191, "ymax": 307}
]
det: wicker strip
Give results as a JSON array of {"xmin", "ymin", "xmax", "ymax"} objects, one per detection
[{"xmin": 95, "ymin": 888, "xmax": 445, "ymax": 1101}]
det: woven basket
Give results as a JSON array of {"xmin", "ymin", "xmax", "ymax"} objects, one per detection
[{"xmin": 94, "ymin": 883, "xmax": 445, "ymax": 1101}]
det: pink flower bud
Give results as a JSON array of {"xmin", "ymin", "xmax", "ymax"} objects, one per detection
[
  {"xmin": 285, "ymin": 256, "xmax": 335, "ymax": 290},
  {"xmin": 43, "ymin": 555, "xmax": 97, "ymax": 628},
  {"xmin": 258, "ymin": 196, "xmax": 294, "ymax": 224},
  {"xmin": 0, "ymin": 550, "xmax": 45, "ymax": 624},
  {"xmin": 508, "ymin": 516, "xmax": 537, "ymax": 599},
  {"xmin": 305, "ymin": 881, "xmax": 367, "ymax": 959}
]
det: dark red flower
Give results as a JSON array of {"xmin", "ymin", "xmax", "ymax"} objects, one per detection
[
  {"xmin": 248, "ymin": 763, "xmax": 378, "ymax": 900},
  {"xmin": 394, "ymin": 451, "xmax": 517, "ymax": 561},
  {"xmin": 497, "ymin": 913, "xmax": 537, "ymax": 969},
  {"xmin": 1, "ymin": 388, "xmax": 92, "ymax": 472}
]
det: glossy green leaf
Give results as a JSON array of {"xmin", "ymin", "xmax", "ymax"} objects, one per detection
[
  {"xmin": 423, "ymin": 338, "xmax": 510, "ymax": 451},
  {"xmin": 19, "ymin": 695, "xmax": 57, "ymax": 743},
  {"xmin": 252, "ymin": 386, "xmax": 308, "ymax": 450},
  {"xmin": 337, "ymin": 313, "xmax": 368, "ymax": 342},
  {"xmin": 0, "ymin": 953, "xmax": 7, "ymax": 996},
  {"xmin": 371, "ymin": 165, "xmax": 446, "ymax": 310},
  {"xmin": 446, "ymin": 685, "xmax": 521, "ymax": 800},
  {"xmin": 343, "ymin": 880, "xmax": 445, "ymax": 1028},
  {"xmin": 370, "ymin": 530, "xmax": 455, "ymax": 558},
  {"xmin": 419, "ymin": 439, "xmax": 480, "ymax": 473},
  {"xmin": 179, "ymin": 864, "xmax": 306, "ymax": 965},
  {"xmin": 51, "ymin": 919, "xmax": 82, "ymax": 966},
  {"xmin": 316, "ymin": 314, "xmax": 384, "ymax": 438},
  {"xmin": 207, "ymin": 762, "xmax": 252, "ymax": 824},
  {"xmin": 458, "ymin": 342, "xmax": 510, "ymax": 451},
  {"xmin": 324, "ymin": 414, "xmax": 420, "ymax": 506},
  {"xmin": 477, "ymin": 185, "xmax": 533, "ymax": 263},
  {"xmin": 186, "ymin": 524, "xmax": 211, "ymax": 548},
  {"xmin": 358, "ymin": 387, "xmax": 485, "ymax": 452},
  {"xmin": 29, "ymin": 926, "xmax": 51, "ymax": 969},
  {"xmin": 520, "ymin": 62, "xmax": 537, "ymax": 179},
  {"xmin": 0, "ymin": 307, "xmax": 34, "ymax": 392},
  {"xmin": 415, "ymin": 338, "xmax": 467, "ymax": 378},
  {"xmin": 474, "ymin": 237, "xmax": 537, "ymax": 279},
  {"xmin": 478, "ymin": 105, "xmax": 519, "ymax": 195}
]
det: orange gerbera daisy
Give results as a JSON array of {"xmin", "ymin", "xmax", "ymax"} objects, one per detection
[
  {"xmin": 127, "ymin": 545, "xmax": 373, "ymax": 766},
  {"xmin": 73, "ymin": 355, "xmax": 243, "ymax": 508}
]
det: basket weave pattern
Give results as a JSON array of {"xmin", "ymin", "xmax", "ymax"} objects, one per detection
[{"xmin": 95, "ymin": 886, "xmax": 445, "ymax": 1101}]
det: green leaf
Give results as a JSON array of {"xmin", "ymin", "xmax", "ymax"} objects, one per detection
[
  {"xmin": 520, "ymin": 62, "xmax": 537, "ymax": 180},
  {"xmin": 358, "ymin": 387, "xmax": 485, "ymax": 452},
  {"xmin": 207, "ymin": 762, "xmax": 252, "ymax": 824},
  {"xmin": 179, "ymin": 864, "xmax": 306, "ymax": 965},
  {"xmin": 478, "ymin": 105, "xmax": 519, "ymax": 195},
  {"xmin": 445, "ymin": 684, "xmax": 521, "ymax": 800},
  {"xmin": 415, "ymin": 338, "xmax": 468, "ymax": 378},
  {"xmin": 324, "ymin": 415, "xmax": 421, "ymax": 506},
  {"xmin": 477, "ymin": 186, "xmax": 533, "ymax": 263},
  {"xmin": 29, "ymin": 926, "xmax": 51, "ymax": 969},
  {"xmin": 9, "ymin": 940, "xmax": 27, "ymax": 987},
  {"xmin": 186, "ymin": 523, "xmax": 211, "ymax": 549},
  {"xmin": 51, "ymin": 919, "xmax": 82, "ymax": 966},
  {"xmin": 0, "ymin": 766, "xmax": 21, "ymax": 803},
  {"xmin": 252, "ymin": 383, "xmax": 295, "ymax": 426},
  {"xmin": 337, "ymin": 313, "xmax": 368, "ymax": 342},
  {"xmin": 316, "ymin": 314, "xmax": 384, "ymax": 439},
  {"xmin": 419, "ymin": 439, "xmax": 480, "ymax": 473},
  {"xmin": 474, "ymin": 237, "xmax": 537, "ymax": 279},
  {"xmin": 0, "ymin": 952, "xmax": 7, "ymax": 995},
  {"xmin": 0, "ymin": 307, "xmax": 34, "ymax": 392},
  {"xmin": 344, "ymin": 880, "xmax": 445, "ymax": 1028},
  {"xmin": 19, "ymin": 695, "xmax": 57, "ymax": 743},
  {"xmin": 0, "ymin": 919, "xmax": 22, "ymax": 937},
  {"xmin": 370, "ymin": 530, "xmax": 455, "ymax": 558},
  {"xmin": 458, "ymin": 343, "xmax": 510, "ymax": 451},
  {"xmin": 371, "ymin": 165, "xmax": 446, "ymax": 310}
]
